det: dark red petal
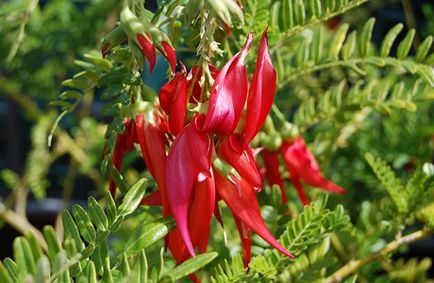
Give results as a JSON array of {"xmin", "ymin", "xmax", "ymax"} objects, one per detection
[
  {"xmin": 281, "ymin": 138, "xmax": 346, "ymax": 194},
  {"xmin": 261, "ymin": 149, "xmax": 287, "ymax": 203},
  {"xmin": 166, "ymin": 115, "xmax": 213, "ymax": 256},
  {"xmin": 217, "ymin": 134, "xmax": 262, "ymax": 188},
  {"xmin": 243, "ymin": 30, "xmax": 276, "ymax": 146},
  {"xmin": 161, "ymin": 41, "xmax": 177, "ymax": 72},
  {"xmin": 234, "ymin": 217, "xmax": 251, "ymax": 266},
  {"xmin": 136, "ymin": 34, "xmax": 156, "ymax": 72},
  {"xmin": 140, "ymin": 190, "xmax": 162, "ymax": 206},
  {"xmin": 159, "ymin": 72, "xmax": 188, "ymax": 135},
  {"xmin": 288, "ymin": 170, "xmax": 310, "ymax": 206},
  {"xmin": 189, "ymin": 174, "xmax": 215, "ymax": 253},
  {"xmin": 203, "ymin": 33, "xmax": 253, "ymax": 136},
  {"xmin": 214, "ymin": 171, "xmax": 293, "ymax": 258}
]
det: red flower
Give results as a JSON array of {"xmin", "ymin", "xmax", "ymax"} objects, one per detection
[
  {"xmin": 281, "ymin": 137, "xmax": 346, "ymax": 205},
  {"xmin": 136, "ymin": 35, "xmax": 177, "ymax": 72},
  {"xmin": 203, "ymin": 33, "xmax": 253, "ymax": 136},
  {"xmin": 159, "ymin": 69, "xmax": 188, "ymax": 135},
  {"xmin": 214, "ymin": 171, "xmax": 294, "ymax": 259},
  {"xmin": 243, "ymin": 30, "xmax": 276, "ymax": 146},
  {"xmin": 216, "ymin": 134, "xmax": 262, "ymax": 189},
  {"xmin": 261, "ymin": 149, "xmax": 288, "ymax": 204},
  {"xmin": 165, "ymin": 115, "xmax": 213, "ymax": 256}
]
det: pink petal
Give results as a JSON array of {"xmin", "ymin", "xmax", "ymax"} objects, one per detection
[
  {"xmin": 166, "ymin": 115, "xmax": 213, "ymax": 256},
  {"xmin": 203, "ymin": 33, "xmax": 253, "ymax": 136},
  {"xmin": 214, "ymin": 171, "xmax": 293, "ymax": 258},
  {"xmin": 136, "ymin": 34, "xmax": 156, "ymax": 72},
  {"xmin": 217, "ymin": 134, "xmax": 262, "ymax": 188},
  {"xmin": 243, "ymin": 30, "xmax": 276, "ymax": 146}
]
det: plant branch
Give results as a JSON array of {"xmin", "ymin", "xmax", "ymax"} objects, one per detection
[
  {"xmin": 0, "ymin": 202, "xmax": 47, "ymax": 251},
  {"xmin": 323, "ymin": 229, "xmax": 432, "ymax": 283},
  {"xmin": 270, "ymin": 0, "xmax": 370, "ymax": 54}
]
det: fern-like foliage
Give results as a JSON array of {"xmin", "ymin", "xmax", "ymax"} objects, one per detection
[
  {"xmin": 294, "ymin": 77, "xmax": 431, "ymax": 129},
  {"xmin": 0, "ymin": 178, "xmax": 217, "ymax": 282},
  {"xmin": 211, "ymin": 198, "xmax": 351, "ymax": 282},
  {"xmin": 365, "ymin": 153, "xmax": 434, "ymax": 229},
  {"xmin": 275, "ymin": 20, "xmax": 434, "ymax": 89}
]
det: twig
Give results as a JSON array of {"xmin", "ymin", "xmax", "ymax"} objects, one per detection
[
  {"xmin": 0, "ymin": 202, "xmax": 47, "ymax": 251},
  {"xmin": 322, "ymin": 229, "xmax": 432, "ymax": 283}
]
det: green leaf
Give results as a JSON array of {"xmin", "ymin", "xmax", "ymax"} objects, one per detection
[
  {"xmin": 102, "ymin": 257, "xmax": 114, "ymax": 283},
  {"xmin": 123, "ymin": 218, "xmax": 175, "ymax": 256},
  {"xmin": 397, "ymin": 29, "xmax": 415, "ymax": 60},
  {"xmin": 88, "ymin": 197, "xmax": 109, "ymax": 231},
  {"xmin": 25, "ymin": 231, "xmax": 43, "ymax": 261},
  {"xmin": 365, "ymin": 153, "xmax": 409, "ymax": 214},
  {"xmin": 43, "ymin": 226, "xmax": 61, "ymax": 262},
  {"xmin": 62, "ymin": 211, "xmax": 85, "ymax": 252},
  {"xmin": 166, "ymin": 252, "xmax": 218, "ymax": 281},
  {"xmin": 359, "ymin": 18, "xmax": 375, "ymax": 57},
  {"xmin": 133, "ymin": 251, "xmax": 148, "ymax": 283},
  {"xmin": 416, "ymin": 36, "xmax": 433, "ymax": 61},
  {"xmin": 0, "ymin": 262, "xmax": 13, "ymax": 283},
  {"xmin": 87, "ymin": 261, "xmax": 97, "ymax": 283},
  {"xmin": 13, "ymin": 237, "xmax": 36, "ymax": 276},
  {"xmin": 72, "ymin": 205, "xmax": 97, "ymax": 243},
  {"xmin": 416, "ymin": 65, "xmax": 434, "ymax": 87},
  {"xmin": 341, "ymin": 31, "xmax": 357, "ymax": 60},
  {"xmin": 110, "ymin": 166, "xmax": 129, "ymax": 195},
  {"xmin": 380, "ymin": 23, "xmax": 403, "ymax": 57},
  {"xmin": 2, "ymin": 259, "xmax": 17, "ymax": 283},
  {"xmin": 328, "ymin": 23, "xmax": 349, "ymax": 59},
  {"xmin": 35, "ymin": 256, "xmax": 51, "ymax": 283},
  {"xmin": 105, "ymin": 192, "xmax": 117, "ymax": 225},
  {"xmin": 118, "ymin": 178, "xmax": 147, "ymax": 217}
]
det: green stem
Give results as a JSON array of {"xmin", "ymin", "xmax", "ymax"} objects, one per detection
[{"xmin": 323, "ymin": 229, "xmax": 432, "ymax": 283}]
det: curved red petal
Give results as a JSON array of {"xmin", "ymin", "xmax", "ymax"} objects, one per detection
[
  {"xmin": 243, "ymin": 30, "xmax": 276, "ymax": 146},
  {"xmin": 234, "ymin": 217, "xmax": 251, "ymax": 266},
  {"xmin": 159, "ymin": 72, "xmax": 188, "ymax": 135},
  {"xmin": 214, "ymin": 171, "xmax": 293, "ymax": 258},
  {"xmin": 281, "ymin": 137, "xmax": 346, "ymax": 194},
  {"xmin": 161, "ymin": 41, "xmax": 177, "ymax": 72},
  {"xmin": 203, "ymin": 33, "xmax": 253, "ymax": 136},
  {"xmin": 217, "ymin": 134, "xmax": 262, "ymax": 188},
  {"xmin": 166, "ymin": 115, "xmax": 213, "ymax": 256},
  {"xmin": 140, "ymin": 190, "xmax": 162, "ymax": 206},
  {"xmin": 136, "ymin": 34, "xmax": 156, "ymax": 72},
  {"xmin": 261, "ymin": 149, "xmax": 288, "ymax": 203}
]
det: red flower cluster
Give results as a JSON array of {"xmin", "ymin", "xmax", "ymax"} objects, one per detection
[
  {"xmin": 107, "ymin": 29, "xmax": 346, "ymax": 274},
  {"xmin": 261, "ymin": 137, "xmax": 346, "ymax": 205}
]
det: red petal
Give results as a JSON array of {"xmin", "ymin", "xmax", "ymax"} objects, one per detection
[
  {"xmin": 166, "ymin": 115, "xmax": 213, "ymax": 256},
  {"xmin": 214, "ymin": 171, "xmax": 293, "ymax": 258},
  {"xmin": 261, "ymin": 149, "xmax": 288, "ymax": 203},
  {"xmin": 189, "ymin": 174, "xmax": 215, "ymax": 253},
  {"xmin": 203, "ymin": 33, "xmax": 253, "ymax": 136},
  {"xmin": 159, "ymin": 72, "xmax": 188, "ymax": 135},
  {"xmin": 288, "ymin": 171, "xmax": 310, "ymax": 206},
  {"xmin": 281, "ymin": 137, "xmax": 346, "ymax": 194},
  {"xmin": 136, "ymin": 34, "xmax": 156, "ymax": 72},
  {"xmin": 243, "ymin": 30, "xmax": 276, "ymax": 146},
  {"xmin": 161, "ymin": 41, "xmax": 177, "ymax": 72},
  {"xmin": 234, "ymin": 217, "xmax": 251, "ymax": 266},
  {"xmin": 140, "ymin": 190, "xmax": 162, "ymax": 206},
  {"xmin": 217, "ymin": 134, "xmax": 262, "ymax": 188}
]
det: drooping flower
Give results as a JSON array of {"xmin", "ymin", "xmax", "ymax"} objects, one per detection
[
  {"xmin": 203, "ymin": 33, "xmax": 253, "ymax": 136},
  {"xmin": 159, "ymin": 68, "xmax": 188, "ymax": 135},
  {"xmin": 261, "ymin": 149, "xmax": 288, "ymax": 203},
  {"xmin": 243, "ymin": 30, "xmax": 276, "ymax": 147},
  {"xmin": 216, "ymin": 134, "xmax": 262, "ymax": 188},
  {"xmin": 214, "ymin": 171, "xmax": 294, "ymax": 260},
  {"xmin": 165, "ymin": 115, "xmax": 213, "ymax": 256},
  {"xmin": 281, "ymin": 136, "xmax": 346, "ymax": 205}
]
